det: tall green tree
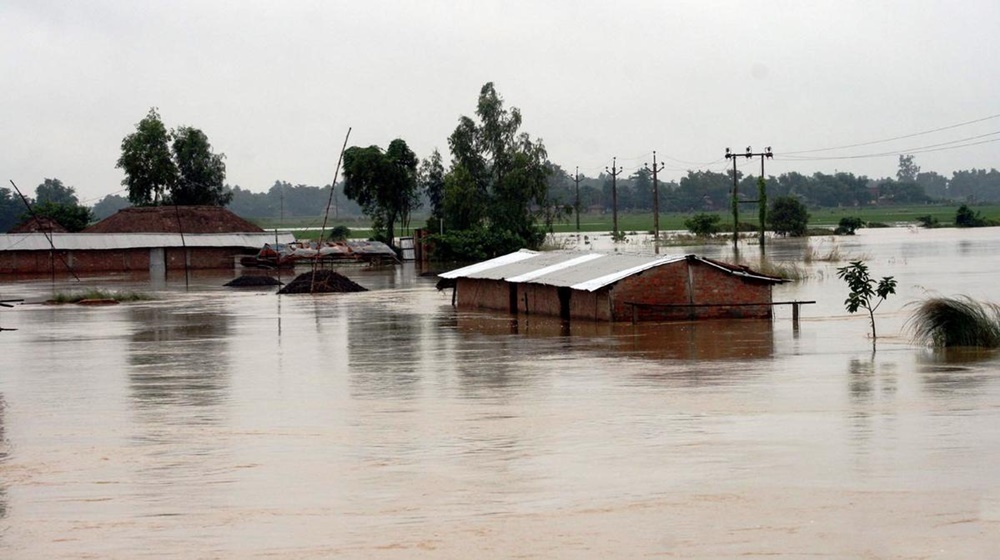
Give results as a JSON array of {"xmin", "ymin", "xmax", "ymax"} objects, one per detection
[
  {"xmin": 419, "ymin": 149, "xmax": 446, "ymax": 220},
  {"xmin": 342, "ymin": 138, "xmax": 419, "ymax": 248},
  {"xmin": 117, "ymin": 108, "xmax": 176, "ymax": 206},
  {"xmin": 35, "ymin": 178, "xmax": 79, "ymax": 206},
  {"xmin": 169, "ymin": 126, "xmax": 230, "ymax": 206},
  {"xmin": 0, "ymin": 187, "xmax": 21, "ymax": 232},
  {"xmin": 116, "ymin": 108, "xmax": 230, "ymax": 207},
  {"xmin": 897, "ymin": 154, "xmax": 920, "ymax": 182},
  {"xmin": 442, "ymin": 82, "xmax": 554, "ymax": 251}
]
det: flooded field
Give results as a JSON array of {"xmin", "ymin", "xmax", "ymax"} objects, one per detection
[{"xmin": 1, "ymin": 227, "xmax": 999, "ymax": 559}]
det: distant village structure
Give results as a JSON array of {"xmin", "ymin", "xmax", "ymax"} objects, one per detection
[
  {"xmin": 0, "ymin": 206, "xmax": 293, "ymax": 275},
  {"xmin": 439, "ymin": 250, "xmax": 787, "ymax": 323}
]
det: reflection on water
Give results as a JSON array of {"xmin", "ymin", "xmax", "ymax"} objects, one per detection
[
  {"xmin": 0, "ymin": 394, "xmax": 7, "ymax": 521},
  {"xmin": 127, "ymin": 305, "xmax": 232, "ymax": 412},
  {"xmin": 348, "ymin": 307, "xmax": 423, "ymax": 400},
  {"xmin": 916, "ymin": 348, "xmax": 999, "ymax": 395},
  {"xmin": 457, "ymin": 313, "xmax": 776, "ymax": 361}
]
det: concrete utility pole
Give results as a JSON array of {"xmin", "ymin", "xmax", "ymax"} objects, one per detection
[
  {"xmin": 645, "ymin": 151, "xmax": 666, "ymax": 254},
  {"xmin": 724, "ymin": 146, "xmax": 773, "ymax": 253},
  {"xmin": 572, "ymin": 166, "xmax": 582, "ymax": 233},
  {"xmin": 606, "ymin": 157, "xmax": 623, "ymax": 240}
]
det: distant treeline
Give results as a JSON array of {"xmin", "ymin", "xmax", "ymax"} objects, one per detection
[
  {"xmin": 88, "ymin": 181, "xmax": 367, "ymax": 221},
  {"xmin": 8, "ymin": 163, "xmax": 997, "ymax": 230},
  {"xmin": 545, "ymin": 164, "xmax": 1000, "ymax": 214}
]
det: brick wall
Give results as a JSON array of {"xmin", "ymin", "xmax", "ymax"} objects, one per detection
[
  {"xmin": 453, "ymin": 258, "xmax": 775, "ymax": 323},
  {"xmin": 611, "ymin": 259, "xmax": 773, "ymax": 321},
  {"xmin": 0, "ymin": 248, "xmax": 248, "ymax": 274}
]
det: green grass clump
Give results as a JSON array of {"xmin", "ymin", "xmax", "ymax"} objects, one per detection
[
  {"xmin": 908, "ymin": 296, "xmax": 1000, "ymax": 348},
  {"xmin": 739, "ymin": 258, "xmax": 804, "ymax": 281},
  {"xmin": 50, "ymin": 289, "xmax": 154, "ymax": 304}
]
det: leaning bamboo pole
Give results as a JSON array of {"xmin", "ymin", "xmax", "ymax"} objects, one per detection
[{"xmin": 311, "ymin": 127, "xmax": 352, "ymax": 293}]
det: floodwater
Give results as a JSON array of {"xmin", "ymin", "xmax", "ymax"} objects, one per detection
[{"xmin": 1, "ymin": 227, "xmax": 999, "ymax": 559}]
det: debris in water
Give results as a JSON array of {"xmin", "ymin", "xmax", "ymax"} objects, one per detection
[
  {"xmin": 224, "ymin": 275, "xmax": 284, "ymax": 288},
  {"xmin": 277, "ymin": 270, "xmax": 368, "ymax": 294}
]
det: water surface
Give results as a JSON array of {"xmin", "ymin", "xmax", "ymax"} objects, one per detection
[{"xmin": 1, "ymin": 228, "xmax": 999, "ymax": 558}]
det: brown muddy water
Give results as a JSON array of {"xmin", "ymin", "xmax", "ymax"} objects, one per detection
[{"xmin": 1, "ymin": 228, "xmax": 999, "ymax": 559}]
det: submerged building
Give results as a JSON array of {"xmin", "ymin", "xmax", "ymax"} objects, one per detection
[
  {"xmin": 0, "ymin": 206, "xmax": 293, "ymax": 274},
  {"xmin": 438, "ymin": 250, "xmax": 786, "ymax": 322}
]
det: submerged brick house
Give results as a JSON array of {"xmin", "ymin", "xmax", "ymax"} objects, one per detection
[
  {"xmin": 0, "ymin": 206, "xmax": 293, "ymax": 274},
  {"xmin": 438, "ymin": 250, "xmax": 786, "ymax": 322}
]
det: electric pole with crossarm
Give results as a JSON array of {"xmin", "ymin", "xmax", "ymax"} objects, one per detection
[
  {"xmin": 724, "ymin": 146, "xmax": 773, "ymax": 254},
  {"xmin": 645, "ymin": 151, "xmax": 666, "ymax": 254},
  {"xmin": 606, "ymin": 157, "xmax": 623, "ymax": 241}
]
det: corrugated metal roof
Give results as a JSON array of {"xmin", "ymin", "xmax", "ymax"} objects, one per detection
[
  {"xmin": 0, "ymin": 232, "xmax": 296, "ymax": 252},
  {"xmin": 506, "ymin": 252, "xmax": 604, "ymax": 283},
  {"xmin": 439, "ymin": 250, "xmax": 784, "ymax": 292},
  {"xmin": 569, "ymin": 254, "xmax": 687, "ymax": 291},
  {"xmin": 438, "ymin": 249, "xmax": 540, "ymax": 279}
]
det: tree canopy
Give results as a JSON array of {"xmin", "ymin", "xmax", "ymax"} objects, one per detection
[
  {"xmin": 0, "ymin": 187, "xmax": 21, "ymax": 233},
  {"xmin": 342, "ymin": 138, "xmax": 420, "ymax": 248},
  {"xmin": 23, "ymin": 179, "xmax": 93, "ymax": 232},
  {"xmin": 35, "ymin": 178, "xmax": 79, "ymax": 206},
  {"xmin": 768, "ymin": 196, "xmax": 810, "ymax": 236},
  {"xmin": 437, "ymin": 82, "xmax": 557, "ymax": 256},
  {"xmin": 116, "ymin": 108, "xmax": 230, "ymax": 207},
  {"xmin": 29, "ymin": 201, "xmax": 93, "ymax": 232},
  {"xmin": 169, "ymin": 126, "xmax": 230, "ymax": 206}
]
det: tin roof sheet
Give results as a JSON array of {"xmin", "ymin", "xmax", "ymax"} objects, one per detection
[
  {"xmin": 0, "ymin": 232, "xmax": 296, "ymax": 252},
  {"xmin": 438, "ymin": 249, "xmax": 541, "ymax": 279},
  {"xmin": 438, "ymin": 250, "xmax": 784, "ymax": 292}
]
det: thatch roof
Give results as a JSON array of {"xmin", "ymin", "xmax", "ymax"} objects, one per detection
[
  {"xmin": 9, "ymin": 216, "xmax": 68, "ymax": 234},
  {"xmin": 84, "ymin": 206, "xmax": 263, "ymax": 234}
]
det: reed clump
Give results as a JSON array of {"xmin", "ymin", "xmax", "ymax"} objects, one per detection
[
  {"xmin": 739, "ymin": 257, "xmax": 805, "ymax": 282},
  {"xmin": 908, "ymin": 296, "xmax": 1000, "ymax": 348}
]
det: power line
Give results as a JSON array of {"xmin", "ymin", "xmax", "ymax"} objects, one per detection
[
  {"xmin": 784, "ymin": 112, "xmax": 1000, "ymax": 155},
  {"xmin": 777, "ymin": 131, "xmax": 1000, "ymax": 161}
]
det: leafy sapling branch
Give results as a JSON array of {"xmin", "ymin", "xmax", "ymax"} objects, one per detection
[{"xmin": 836, "ymin": 260, "xmax": 897, "ymax": 341}]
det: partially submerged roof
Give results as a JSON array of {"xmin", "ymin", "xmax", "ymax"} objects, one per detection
[
  {"xmin": 8, "ymin": 216, "xmax": 68, "ymax": 234},
  {"xmin": 439, "ymin": 249, "xmax": 785, "ymax": 292},
  {"xmin": 85, "ymin": 206, "xmax": 264, "ymax": 234},
  {"xmin": 0, "ymin": 232, "xmax": 296, "ymax": 251}
]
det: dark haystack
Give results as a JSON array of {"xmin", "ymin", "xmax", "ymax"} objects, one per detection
[
  {"xmin": 224, "ymin": 275, "xmax": 284, "ymax": 288},
  {"xmin": 277, "ymin": 270, "xmax": 368, "ymax": 294}
]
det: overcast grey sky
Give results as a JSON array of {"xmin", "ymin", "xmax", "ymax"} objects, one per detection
[{"xmin": 3, "ymin": 0, "xmax": 998, "ymax": 204}]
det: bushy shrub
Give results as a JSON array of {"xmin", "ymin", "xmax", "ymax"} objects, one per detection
[
  {"xmin": 683, "ymin": 213, "xmax": 721, "ymax": 236},
  {"xmin": 834, "ymin": 216, "xmax": 863, "ymax": 235},
  {"xmin": 428, "ymin": 226, "xmax": 532, "ymax": 262}
]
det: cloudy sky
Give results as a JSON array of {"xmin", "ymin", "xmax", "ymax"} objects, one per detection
[{"xmin": 3, "ymin": 0, "xmax": 998, "ymax": 204}]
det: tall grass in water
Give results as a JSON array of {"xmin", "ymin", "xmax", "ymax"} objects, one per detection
[
  {"xmin": 49, "ymin": 290, "xmax": 154, "ymax": 304},
  {"xmin": 738, "ymin": 257, "xmax": 804, "ymax": 281},
  {"xmin": 908, "ymin": 296, "xmax": 1000, "ymax": 348}
]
